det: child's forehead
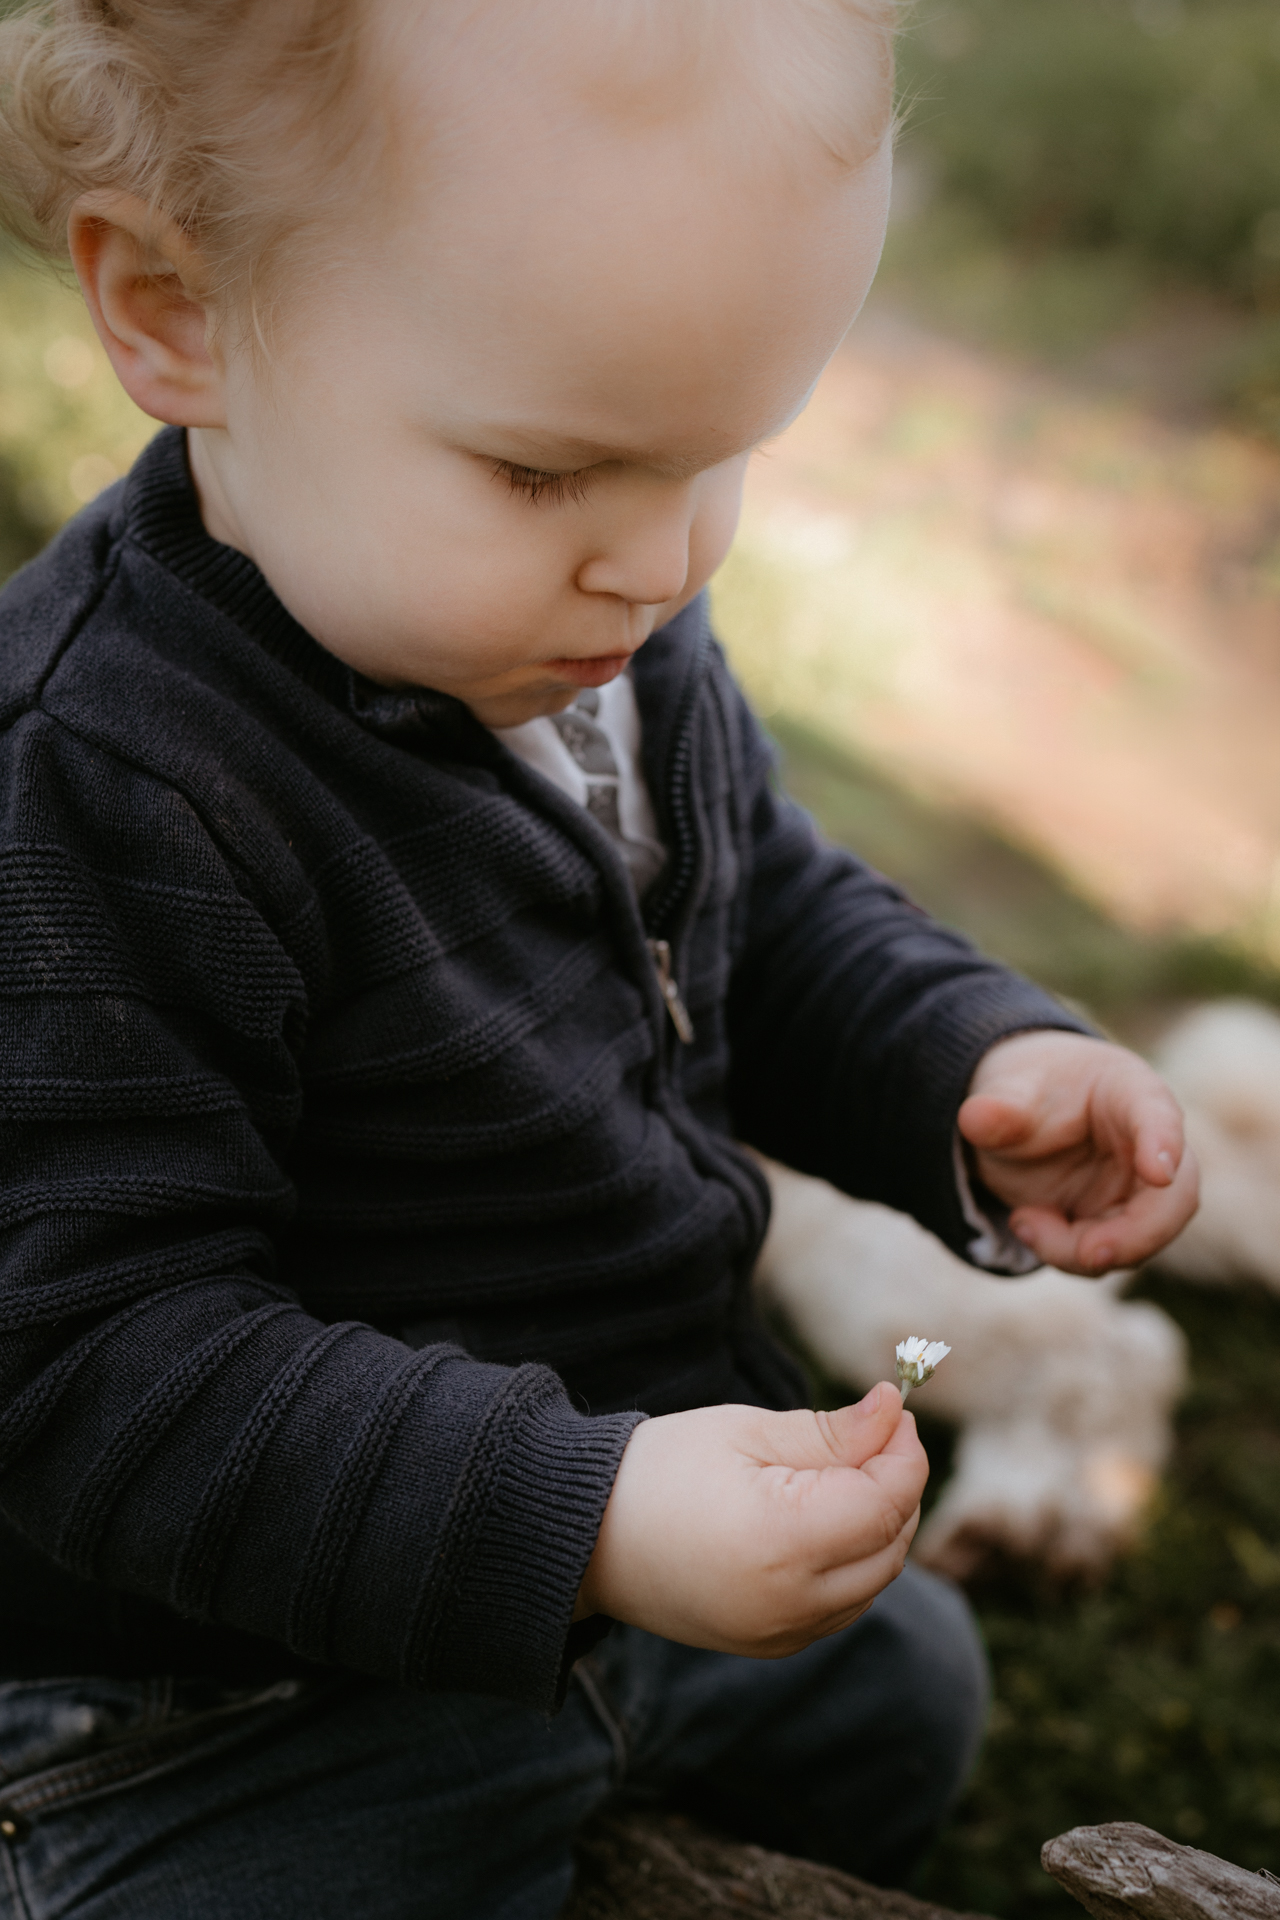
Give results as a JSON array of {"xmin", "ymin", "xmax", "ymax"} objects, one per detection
[
  {"xmin": 359, "ymin": 0, "xmax": 894, "ymax": 329},
  {"xmin": 378, "ymin": 80, "xmax": 889, "ymax": 394},
  {"xmin": 369, "ymin": 118, "xmax": 890, "ymax": 479},
  {"xmin": 374, "ymin": 0, "xmax": 893, "ymax": 175},
  {"xmin": 277, "ymin": 0, "xmax": 893, "ymax": 457}
]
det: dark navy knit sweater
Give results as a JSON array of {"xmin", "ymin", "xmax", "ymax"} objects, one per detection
[{"xmin": 0, "ymin": 429, "xmax": 1083, "ymax": 1709}]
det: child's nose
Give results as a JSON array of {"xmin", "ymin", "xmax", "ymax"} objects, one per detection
[{"xmin": 576, "ymin": 500, "xmax": 692, "ymax": 608}]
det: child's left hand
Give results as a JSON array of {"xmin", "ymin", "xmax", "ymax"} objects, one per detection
[{"xmin": 958, "ymin": 1030, "xmax": 1199, "ymax": 1275}]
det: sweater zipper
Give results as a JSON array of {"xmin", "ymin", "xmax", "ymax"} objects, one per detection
[
  {"xmin": 646, "ymin": 938, "xmax": 695, "ymax": 1043},
  {"xmin": 640, "ymin": 614, "xmax": 710, "ymax": 1048}
]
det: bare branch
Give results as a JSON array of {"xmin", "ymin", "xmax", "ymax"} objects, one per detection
[
  {"xmin": 564, "ymin": 1807, "xmax": 997, "ymax": 1920},
  {"xmin": 1041, "ymin": 1822, "xmax": 1280, "ymax": 1920}
]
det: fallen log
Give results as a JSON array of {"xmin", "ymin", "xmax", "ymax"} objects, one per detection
[
  {"xmin": 1042, "ymin": 1822, "xmax": 1280, "ymax": 1920},
  {"xmin": 563, "ymin": 1806, "xmax": 996, "ymax": 1920}
]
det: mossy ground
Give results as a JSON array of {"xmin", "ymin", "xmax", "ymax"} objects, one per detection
[{"xmin": 909, "ymin": 1270, "xmax": 1280, "ymax": 1917}]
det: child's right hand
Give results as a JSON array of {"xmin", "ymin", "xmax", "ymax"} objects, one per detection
[{"xmin": 574, "ymin": 1383, "xmax": 928, "ymax": 1657}]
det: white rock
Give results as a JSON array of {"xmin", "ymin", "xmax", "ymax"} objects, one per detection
[{"xmin": 1151, "ymin": 998, "xmax": 1280, "ymax": 1291}]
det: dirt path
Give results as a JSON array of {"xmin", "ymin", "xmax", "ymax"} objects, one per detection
[{"xmin": 717, "ymin": 301, "xmax": 1280, "ymax": 947}]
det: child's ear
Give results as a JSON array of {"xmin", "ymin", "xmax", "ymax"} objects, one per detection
[{"xmin": 68, "ymin": 192, "xmax": 226, "ymax": 428}]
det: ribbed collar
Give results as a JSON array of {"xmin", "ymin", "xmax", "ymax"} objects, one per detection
[
  {"xmin": 125, "ymin": 427, "xmax": 345, "ymax": 696},
  {"xmin": 120, "ymin": 424, "xmax": 707, "ymax": 768},
  {"xmin": 122, "ymin": 426, "xmax": 497, "ymax": 758}
]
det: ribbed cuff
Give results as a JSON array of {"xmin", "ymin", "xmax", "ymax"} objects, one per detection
[
  {"xmin": 879, "ymin": 973, "xmax": 1096, "ymax": 1263},
  {"xmin": 403, "ymin": 1363, "xmax": 645, "ymax": 1712},
  {"xmin": 952, "ymin": 1130, "xmax": 1041, "ymax": 1274}
]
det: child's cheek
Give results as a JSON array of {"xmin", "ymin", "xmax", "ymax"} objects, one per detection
[{"xmin": 685, "ymin": 461, "xmax": 750, "ymax": 598}]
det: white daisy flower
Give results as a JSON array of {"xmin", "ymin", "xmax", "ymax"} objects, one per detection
[{"xmin": 895, "ymin": 1336, "xmax": 951, "ymax": 1401}]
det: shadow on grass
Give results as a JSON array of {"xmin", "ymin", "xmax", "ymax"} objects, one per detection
[{"xmin": 770, "ymin": 711, "xmax": 1280, "ymax": 1040}]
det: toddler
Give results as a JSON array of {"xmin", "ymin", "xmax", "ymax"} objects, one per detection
[{"xmin": 0, "ymin": 3, "xmax": 1197, "ymax": 1916}]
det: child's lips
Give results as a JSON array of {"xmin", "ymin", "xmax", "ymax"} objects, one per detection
[{"xmin": 542, "ymin": 652, "xmax": 633, "ymax": 687}]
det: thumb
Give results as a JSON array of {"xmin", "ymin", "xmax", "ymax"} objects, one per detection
[
  {"xmin": 957, "ymin": 1092, "xmax": 1035, "ymax": 1153},
  {"xmin": 808, "ymin": 1381, "xmax": 905, "ymax": 1470}
]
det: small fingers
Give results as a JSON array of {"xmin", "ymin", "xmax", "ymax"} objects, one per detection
[
  {"xmin": 1007, "ymin": 1203, "xmax": 1116, "ymax": 1273},
  {"xmin": 1010, "ymin": 1145, "xmax": 1200, "ymax": 1275},
  {"xmin": 808, "ymin": 1506, "xmax": 922, "ymax": 1618},
  {"xmin": 1132, "ymin": 1096, "xmax": 1186, "ymax": 1190},
  {"xmin": 787, "ymin": 1429, "xmax": 928, "ymax": 1575},
  {"xmin": 1085, "ymin": 1050, "xmax": 1188, "ymax": 1194},
  {"xmin": 819, "ymin": 1429, "xmax": 929, "ymax": 1558},
  {"xmin": 754, "ymin": 1500, "xmax": 923, "ymax": 1657},
  {"xmin": 957, "ymin": 1092, "xmax": 1036, "ymax": 1154},
  {"xmin": 1075, "ymin": 1146, "xmax": 1199, "ymax": 1269}
]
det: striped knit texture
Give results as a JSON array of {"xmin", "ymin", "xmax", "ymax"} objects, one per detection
[{"xmin": 0, "ymin": 429, "xmax": 1086, "ymax": 1705}]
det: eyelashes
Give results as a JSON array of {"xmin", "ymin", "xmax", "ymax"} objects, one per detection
[{"xmin": 492, "ymin": 460, "xmax": 595, "ymax": 508}]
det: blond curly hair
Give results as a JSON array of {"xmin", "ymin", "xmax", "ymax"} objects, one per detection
[
  {"xmin": 0, "ymin": 0, "xmax": 900, "ymax": 325},
  {"xmin": 0, "ymin": 0, "xmax": 370, "ymax": 317}
]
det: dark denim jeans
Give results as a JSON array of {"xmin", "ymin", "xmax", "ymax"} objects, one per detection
[{"xmin": 0, "ymin": 1564, "xmax": 986, "ymax": 1920}]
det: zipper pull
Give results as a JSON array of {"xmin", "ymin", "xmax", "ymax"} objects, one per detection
[{"xmin": 647, "ymin": 939, "xmax": 695, "ymax": 1044}]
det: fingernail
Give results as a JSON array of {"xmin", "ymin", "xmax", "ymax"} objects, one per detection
[
  {"xmin": 1157, "ymin": 1149, "xmax": 1174, "ymax": 1178},
  {"xmin": 1094, "ymin": 1246, "xmax": 1114, "ymax": 1271}
]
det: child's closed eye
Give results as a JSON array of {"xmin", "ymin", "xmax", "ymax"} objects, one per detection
[{"xmin": 492, "ymin": 460, "xmax": 595, "ymax": 508}]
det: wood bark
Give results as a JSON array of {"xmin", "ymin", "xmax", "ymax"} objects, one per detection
[
  {"xmin": 1041, "ymin": 1822, "xmax": 1280, "ymax": 1920},
  {"xmin": 562, "ymin": 1807, "xmax": 996, "ymax": 1920}
]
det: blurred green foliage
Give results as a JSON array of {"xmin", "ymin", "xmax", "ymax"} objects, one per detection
[
  {"xmin": 899, "ymin": 0, "xmax": 1280, "ymax": 295},
  {"xmin": 878, "ymin": 199, "xmax": 1157, "ymax": 363},
  {"xmin": 0, "ymin": 246, "xmax": 152, "ymax": 575},
  {"xmin": 1220, "ymin": 315, "xmax": 1280, "ymax": 442},
  {"xmin": 894, "ymin": 0, "xmax": 1280, "ymax": 429}
]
